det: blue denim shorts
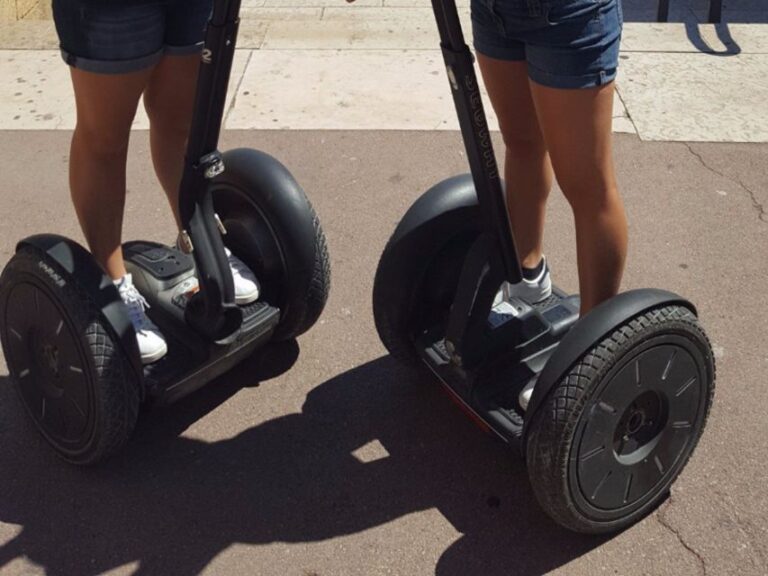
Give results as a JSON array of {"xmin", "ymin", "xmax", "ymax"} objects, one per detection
[
  {"xmin": 52, "ymin": 0, "xmax": 213, "ymax": 74},
  {"xmin": 471, "ymin": 0, "xmax": 623, "ymax": 89}
]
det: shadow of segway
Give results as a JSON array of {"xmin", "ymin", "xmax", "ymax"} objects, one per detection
[{"xmin": 0, "ymin": 349, "xmax": 609, "ymax": 576}]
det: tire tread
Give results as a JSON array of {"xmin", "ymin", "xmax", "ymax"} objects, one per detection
[{"xmin": 526, "ymin": 305, "xmax": 716, "ymax": 533}]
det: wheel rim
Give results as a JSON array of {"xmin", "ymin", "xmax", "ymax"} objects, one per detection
[
  {"xmin": 3, "ymin": 281, "xmax": 95, "ymax": 453},
  {"xmin": 572, "ymin": 336, "xmax": 708, "ymax": 517}
]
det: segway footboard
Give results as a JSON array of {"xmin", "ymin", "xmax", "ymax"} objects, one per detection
[{"xmin": 418, "ymin": 285, "xmax": 580, "ymax": 449}]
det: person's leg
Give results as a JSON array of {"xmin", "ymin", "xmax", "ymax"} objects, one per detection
[
  {"xmin": 528, "ymin": 81, "xmax": 627, "ymax": 314},
  {"xmin": 70, "ymin": 66, "xmax": 169, "ymax": 365},
  {"xmin": 476, "ymin": 54, "xmax": 552, "ymax": 270},
  {"xmin": 143, "ymin": 50, "xmax": 260, "ymax": 305},
  {"xmin": 142, "ymin": 53, "xmax": 201, "ymax": 228},
  {"xmin": 69, "ymin": 67, "xmax": 154, "ymax": 279},
  {"xmin": 54, "ymin": 0, "xmax": 170, "ymax": 363}
]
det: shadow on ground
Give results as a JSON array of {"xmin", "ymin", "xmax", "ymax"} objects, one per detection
[
  {"xmin": 623, "ymin": 0, "xmax": 765, "ymax": 55},
  {"xmin": 0, "ymin": 342, "xmax": 610, "ymax": 576}
]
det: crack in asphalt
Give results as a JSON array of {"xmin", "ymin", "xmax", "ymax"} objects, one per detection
[
  {"xmin": 657, "ymin": 499, "xmax": 707, "ymax": 576},
  {"xmin": 711, "ymin": 487, "xmax": 768, "ymax": 572},
  {"xmin": 684, "ymin": 142, "xmax": 767, "ymax": 224}
]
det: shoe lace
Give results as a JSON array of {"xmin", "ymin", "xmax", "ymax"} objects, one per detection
[{"xmin": 121, "ymin": 284, "xmax": 153, "ymax": 332}]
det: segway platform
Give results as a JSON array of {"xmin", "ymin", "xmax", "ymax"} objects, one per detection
[
  {"xmin": 124, "ymin": 241, "xmax": 281, "ymax": 405},
  {"xmin": 419, "ymin": 286, "xmax": 580, "ymax": 445}
]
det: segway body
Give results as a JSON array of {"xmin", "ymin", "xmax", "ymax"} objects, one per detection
[
  {"xmin": 0, "ymin": 0, "xmax": 330, "ymax": 464},
  {"xmin": 125, "ymin": 148, "xmax": 330, "ymax": 406},
  {"xmin": 372, "ymin": 0, "xmax": 715, "ymax": 533}
]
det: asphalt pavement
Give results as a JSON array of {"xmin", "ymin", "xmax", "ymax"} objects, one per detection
[{"xmin": 0, "ymin": 129, "xmax": 766, "ymax": 575}]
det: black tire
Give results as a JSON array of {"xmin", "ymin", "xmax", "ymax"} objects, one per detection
[
  {"xmin": 211, "ymin": 149, "xmax": 330, "ymax": 341},
  {"xmin": 0, "ymin": 247, "xmax": 140, "ymax": 465},
  {"xmin": 292, "ymin": 205, "xmax": 331, "ymax": 339},
  {"xmin": 525, "ymin": 305, "xmax": 715, "ymax": 533}
]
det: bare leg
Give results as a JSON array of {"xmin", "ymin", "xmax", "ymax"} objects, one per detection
[
  {"xmin": 529, "ymin": 81, "xmax": 628, "ymax": 314},
  {"xmin": 142, "ymin": 53, "xmax": 261, "ymax": 305},
  {"xmin": 69, "ymin": 66, "xmax": 153, "ymax": 279},
  {"xmin": 477, "ymin": 54, "xmax": 553, "ymax": 269},
  {"xmin": 143, "ymin": 53, "xmax": 202, "ymax": 230}
]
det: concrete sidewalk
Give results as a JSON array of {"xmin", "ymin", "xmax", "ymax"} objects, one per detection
[{"xmin": 0, "ymin": 1, "xmax": 767, "ymax": 141}]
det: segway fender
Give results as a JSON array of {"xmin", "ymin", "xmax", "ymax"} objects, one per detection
[
  {"xmin": 521, "ymin": 288, "xmax": 697, "ymax": 447},
  {"xmin": 218, "ymin": 148, "xmax": 317, "ymax": 268},
  {"xmin": 377, "ymin": 173, "xmax": 481, "ymax": 314},
  {"xmin": 213, "ymin": 148, "xmax": 324, "ymax": 338},
  {"xmin": 16, "ymin": 234, "xmax": 144, "ymax": 388},
  {"xmin": 390, "ymin": 173, "xmax": 479, "ymax": 246}
]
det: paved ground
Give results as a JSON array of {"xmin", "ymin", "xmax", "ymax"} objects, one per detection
[
  {"xmin": 0, "ymin": 130, "xmax": 766, "ymax": 576},
  {"xmin": 0, "ymin": 2, "xmax": 767, "ymax": 576}
]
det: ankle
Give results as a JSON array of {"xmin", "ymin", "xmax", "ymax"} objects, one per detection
[
  {"xmin": 521, "ymin": 255, "xmax": 546, "ymax": 281},
  {"xmin": 520, "ymin": 252, "xmax": 543, "ymax": 270}
]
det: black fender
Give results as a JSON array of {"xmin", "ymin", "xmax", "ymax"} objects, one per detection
[
  {"xmin": 373, "ymin": 174, "xmax": 482, "ymax": 332},
  {"xmin": 521, "ymin": 288, "xmax": 697, "ymax": 446},
  {"xmin": 372, "ymin": 173, "xmax": 482, "ymax": 361},
  {"xmin": 211, "ymin": 148, "xmax": 322, "ymax": 338},
  {"xmin": 15, "ymin": 234, "xmax": 144, "ymax": 390},
  {"xmin": 390, "ymin": 173, "xmax": 479, "ymax": 247},
  {"xmin": 378, "ymin": 173, "xmax": 481, "ymax": 284}
]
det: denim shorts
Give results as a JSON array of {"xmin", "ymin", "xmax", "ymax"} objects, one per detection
[
  {"xmin": 471, "ymin": 0, "xmax": 623, "ymax": 89},
  {"xmin": 52, "ymin": 0, "xmax": 213, "ymax": 74}
]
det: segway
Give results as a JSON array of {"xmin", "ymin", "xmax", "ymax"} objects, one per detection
[
  {"xmin": 372, "ymin": 0, "xmax": 715, "ymax": 534},
  {"xmin": 0, "ymin": 0, "xmax": 330, "ymax": 465}
]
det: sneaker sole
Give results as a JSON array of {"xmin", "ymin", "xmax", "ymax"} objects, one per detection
[
  {"xmin": 141, "ymin": 342, "xmax": 168, "ymax": 365},
  {"xmin": 235, "ymin": 289, "xmax": 260, "ymax": 306},
  {"xmin": 505, "ymin": 281, "xmax": 552, "ymax": 304}
]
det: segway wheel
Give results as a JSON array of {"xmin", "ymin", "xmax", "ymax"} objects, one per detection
[
  {"xmin": 211, "ymin": 149, "xmax": 330, "ymax": 341},
  {"xmin": 526, "ymin": 305, "xmax": 715, "ymax": 533},
  {"xmin": 372, "ymin": 176, "xmax": 483, "ymax": 365},
  {"xmin": 0, "ymin": 248, "xmax": 140, "ymax": 465},
  {"xmin": 374, "ymin": 228, "xmax": 481, "ymax": 365}
]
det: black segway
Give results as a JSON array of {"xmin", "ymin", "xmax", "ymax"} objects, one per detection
[
  {"xmin": 0, "ymin": 0, "xmax": 330, "ymax": 465},
  {"xmin": 372, "ymin": 0, "xmax": 715, "ymax": 534}
]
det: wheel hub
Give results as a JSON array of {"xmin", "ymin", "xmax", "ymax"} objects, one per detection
[
  {"xmin": 42, "ymin": 342, "xmax": 61, "ymax": 377},
  {"xmin": 4, "ymin": 282, "xmax": 92, "ymax": 447},
  {"xmin": 613, "ymin": 389, "xmax": 667, "ymax": 462},
  {"xmin": 574, "ymin": 341, "xmax": 706, "ymax": 513},
  {"xmin": 28, "ymin": 329, "xmax": 65, "ymax": 397}
]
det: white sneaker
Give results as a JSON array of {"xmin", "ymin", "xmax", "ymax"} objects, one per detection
[
  {"xmin": 499, "ymin": 257, "xmax": 552, "ymax": 305},
  {"xmin": 225, "ymin": 247, "xmax": 260, "ymax": 305},
  {"xmin": 175, "ymin": 236, "xmax": 260, "ymax": 306},
  {"xmin": 115, "ymin": 274, "xmax": 168, "ymax": 365}
]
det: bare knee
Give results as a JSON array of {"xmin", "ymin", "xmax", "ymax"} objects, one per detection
[
  {"xmin": 73, "ymin": 121, "xmax": 131, "ymax": 161},
  {"xmin": 144, "ymin": 93, "xmax": 193, "ymax": 143},
  {"xmin": 560, "ymin": 178, "xmax": 620, "ymax": 215},
  {"xmin": 501, "ymin": 129, "xmax": 547, "ymax": 161}
]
